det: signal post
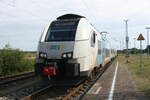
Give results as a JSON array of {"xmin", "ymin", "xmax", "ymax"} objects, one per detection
[{"xmin": 137, "ymin": 34, "xmax": 145, "ymax": 69}]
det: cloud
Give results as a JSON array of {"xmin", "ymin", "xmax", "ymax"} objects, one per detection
[{"xmin": 0, "ymin": 0, "xmax": 150, "ymax": 50}]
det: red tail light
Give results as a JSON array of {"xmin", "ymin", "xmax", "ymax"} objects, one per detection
[{"xmin": 43, "ymin": 66, "xmax": 56, "ymax": 76}]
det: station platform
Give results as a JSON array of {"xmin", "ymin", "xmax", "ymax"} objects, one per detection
[{"xmin": 81, "ymin": 60, "xmax": 146, "ymax": 100}]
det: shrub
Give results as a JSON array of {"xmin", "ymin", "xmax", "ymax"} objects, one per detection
[{"xmin": 0, "ymin": 45, "xmax": 35, "ymax": 76}]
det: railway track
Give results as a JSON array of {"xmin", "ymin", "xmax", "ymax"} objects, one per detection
[
  {"xmin": 0, "ymin": 72, "xmax": 40, "ymax": 100},
  {"xmin": 0, "ymin": 72, "xmax": 35, "ymax": 85},
  {"xmin": 18, "ymin": 59, "xmax": 115, "ymax": 100},
  {"xmin": 0, "ymin": 59, "xmax": 116, "ymax": 100}
]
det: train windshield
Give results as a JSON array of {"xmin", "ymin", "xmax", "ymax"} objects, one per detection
[{"xmin": 45, "ymin": 20, "xmax": 79, "ymax": 41}]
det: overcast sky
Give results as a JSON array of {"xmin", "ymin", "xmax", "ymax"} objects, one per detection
[{"xmin": 0, "ymin": 0, "xmax": 150, "ymax": 51}]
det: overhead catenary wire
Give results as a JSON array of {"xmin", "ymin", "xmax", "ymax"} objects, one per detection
[
  {"xmin": 79, "ymin": 0, "xmax": 97, "ymax": 21},
  {"xmin": 0, "ymin": 0, "xmax": 15, "ymax": 7},
  {"xmin": 79, "ymin": 0, "xmax": 101, "ymax": 32},
  {"xmin": 0, "ymin": 0, "xmax": 51, "ymax": 24}
]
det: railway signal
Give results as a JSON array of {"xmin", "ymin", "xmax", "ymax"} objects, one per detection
[{"xmin": 137, "ymin": 34, "xmax": 145, "ymax": 69}]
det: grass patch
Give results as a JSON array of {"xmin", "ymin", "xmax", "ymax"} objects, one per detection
[{"xmin": 117, "ymin": 54, "xmax": 150, "ymax": 96}]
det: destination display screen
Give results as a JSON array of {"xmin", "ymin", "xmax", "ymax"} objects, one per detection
[
  {"xmin": 51, "ymin": 20, "xmax": 78, "ymax": 27},
  {"xmin": 54, "ymin": 22, "xmax": 76, "ymax": 26}
]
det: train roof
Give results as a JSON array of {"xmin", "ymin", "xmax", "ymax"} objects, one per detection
[{"xmin": 57, "ymin": 14, "xmax": 85, "ymax": 20}]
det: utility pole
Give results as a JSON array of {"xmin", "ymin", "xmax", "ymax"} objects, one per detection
[
  {"xmin": 124, "ymin": 20, "xmax": 129, "ymax": 62},
  {"xmin": 122, "ymin": 38, "xmax": 124, "ymax": 50},
  {"xmin": 120, "ymin": 41, "xmax": 121, "ymax": 50},
  {"xmin": 133, "ymin": 38, "xmax": 136, "ymax": 54},
  {"xmin": 133, "ymin": 38, "xmax": 136, "ymax": 48},
  {"xmin": 145, "ymin": 27, "xmax": 150, "ymax": 57}
]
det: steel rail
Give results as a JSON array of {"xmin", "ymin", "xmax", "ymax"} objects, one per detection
[
  {"xmin": 0, "ymin": 72, "xmax": 35, "ymax": 85},
  {"xmin": 20, "ymin": 85, "xmax": 53, "ymax": 100}
]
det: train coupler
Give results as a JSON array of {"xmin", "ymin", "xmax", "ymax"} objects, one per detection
[
  {"xmin": 42, "ymin": 62, "xmax": 57, "ymax": 76},
  {"xmin": 43, "ymin": 66, "xmax": 56, "ymax": 76}
]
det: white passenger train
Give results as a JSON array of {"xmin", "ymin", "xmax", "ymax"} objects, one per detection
[{"xmin": 35, "ymin": 14, "xmax": 117, "ymax": 80}]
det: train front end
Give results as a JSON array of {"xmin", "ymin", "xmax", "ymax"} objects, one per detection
[{"xmin": 35, "ymin": 16, "xmax": 82, "ymax": 80}]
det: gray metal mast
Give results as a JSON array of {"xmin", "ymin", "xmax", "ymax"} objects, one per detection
[
  {"xmin": 124, "ymin": 20, "xmax": 129, "ymax": 59},
  {"xmin": 145, "ymin": 27, "xmax": 150, "ymax": 56}
]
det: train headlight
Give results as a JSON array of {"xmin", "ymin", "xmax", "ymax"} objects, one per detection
[
  {"xmin": 39, "ymin": 52, "xmax": 47, "ymax": 59},
  {"xmin": 67, "ymin": 52, "xmax": 72, "ymax": 58},
  {"xmin": 62, "ymin": 53, "xmax": 67, "ymax": 58},
  {"xmin": 62, "ymin": 52, "xmax": 73, "ymax": 59}
]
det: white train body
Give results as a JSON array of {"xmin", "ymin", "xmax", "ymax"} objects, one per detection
[{"xmin": 35, "ymin": 14, "xmax": 116, "ymax": 79}]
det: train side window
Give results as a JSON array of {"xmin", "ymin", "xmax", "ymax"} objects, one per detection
[
  {"xmin": 91, "ymin": 31, "xmax": 96, "ymax": 47},
  {"xmin": 98, "ymin": 41, "xmax": 101, "ymax": 54},
  {"xmin": 93, "ymin": 32, "xmax": 96, "ymax": 44}
]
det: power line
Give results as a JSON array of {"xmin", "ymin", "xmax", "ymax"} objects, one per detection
[
  {"xmin": 0, "ymin": 0, "xmax": 49, "ymax": 23},
  {"xmin": 0, "ymin": 0, "xmax": 15, "ymax": 7},
  {"xmin": 79, "ymin": 0, "xmax": 100, "ymax": 30},
  {"xmin": 79, "ymin": 0, "xmax": 96, "ymax": 20}
]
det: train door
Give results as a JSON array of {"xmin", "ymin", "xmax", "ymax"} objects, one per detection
[{"xmin": 102, "ymin": 37, "xmax": 107, "ymax": 65}]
